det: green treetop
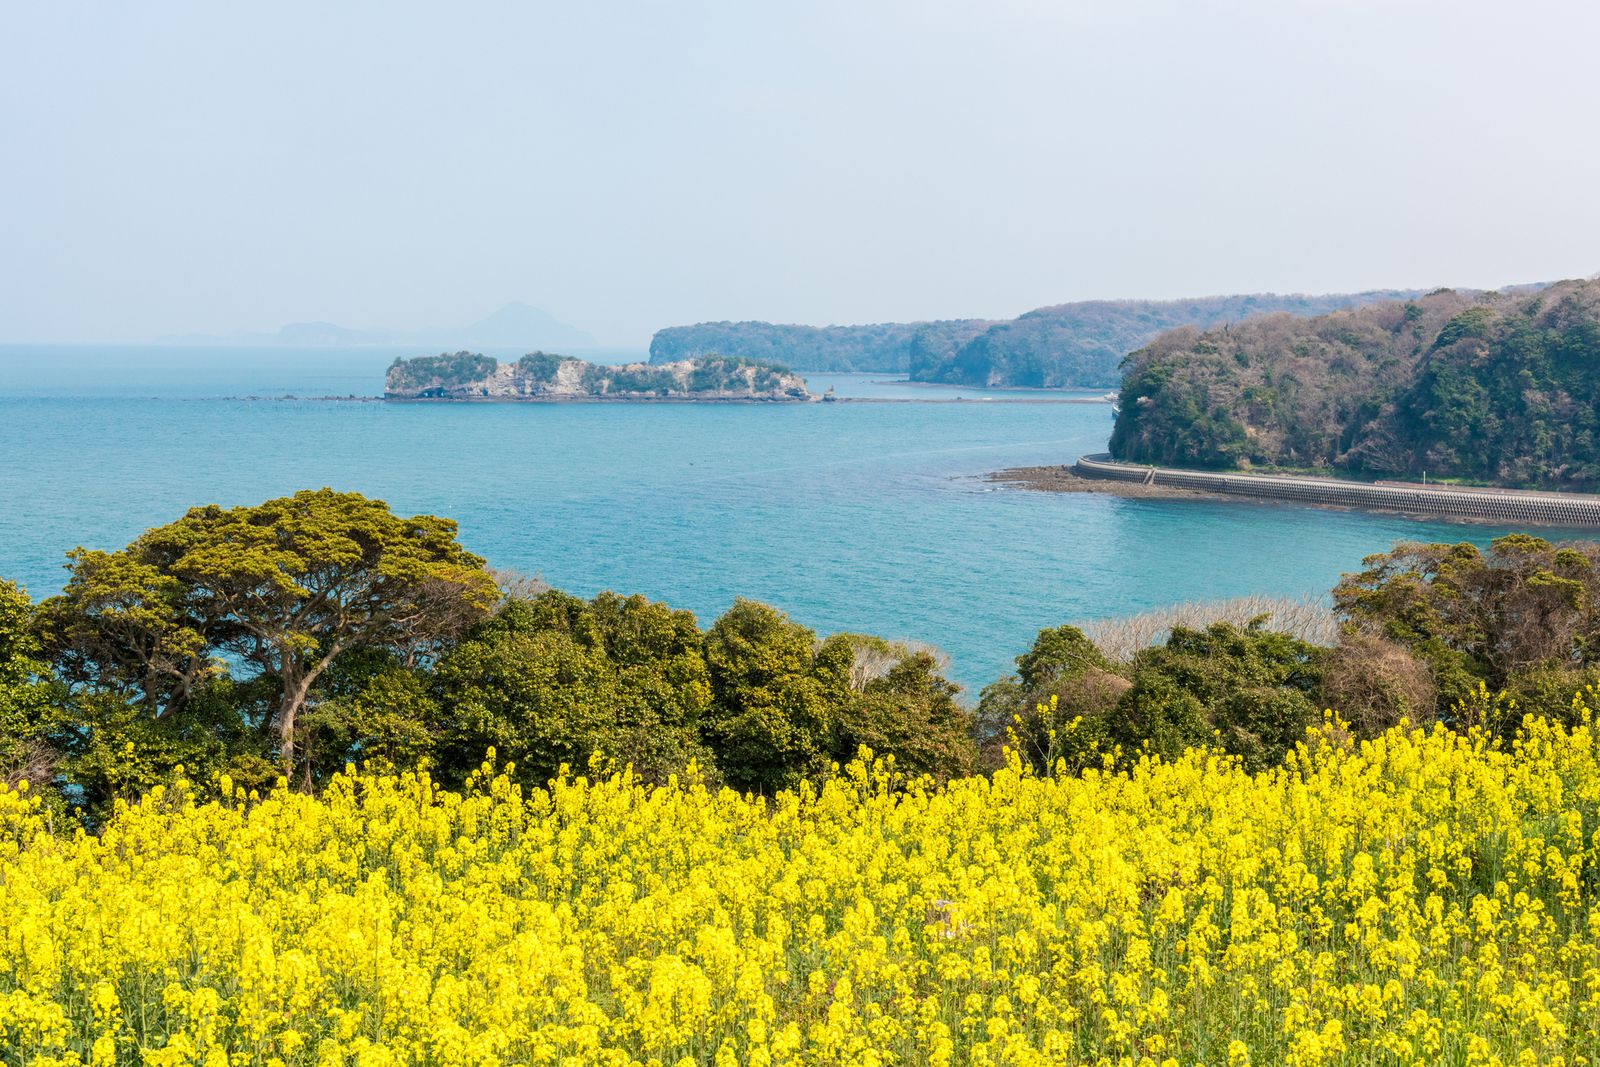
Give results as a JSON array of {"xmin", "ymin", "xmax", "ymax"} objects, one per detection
[{"xmin": 40, "ymin": 489, "xmax": 497, "ymax": 773}]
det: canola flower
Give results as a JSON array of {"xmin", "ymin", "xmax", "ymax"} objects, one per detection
[{"xmin": 2, "ymin": 701, "xmax": 1600, "ymax": 1066}]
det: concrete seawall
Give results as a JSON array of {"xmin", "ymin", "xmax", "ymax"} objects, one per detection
[{"xmin": 1073, "ymin": 454, "xmax": 1600, "ymax": 526}]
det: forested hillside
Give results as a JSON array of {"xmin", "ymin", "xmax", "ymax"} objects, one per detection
[
  {"xmin": 647, "ymin": 319, "xmax": 993, "ymax": 373},
  {"xmin": 651, "ymin": 291, "xmax": 1413, "ymax": 386},
  {"xmin": 1110, "ymin": 279, "xmax": 1598, "ymax": 488},
  {"xmin": 927, "ymin": 291, "xmax": 1416, "ymax": 388}
]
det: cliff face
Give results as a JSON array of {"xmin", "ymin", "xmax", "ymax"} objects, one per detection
[{"xmin": 386, "ymin": 352, "xmax": 811, "ymax": 401}]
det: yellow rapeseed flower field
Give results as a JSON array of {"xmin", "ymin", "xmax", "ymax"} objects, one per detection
[{"xmin": 4, "ymin": 700, "xmax": 1600, "ymax": 1066}]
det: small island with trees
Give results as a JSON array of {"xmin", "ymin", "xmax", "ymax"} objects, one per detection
[{"xmin": 386, "ymin": 351, "xmax": 811, "ymax": 401}]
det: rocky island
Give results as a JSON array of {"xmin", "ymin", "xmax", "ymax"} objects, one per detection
[{"xmin": 385, "ymin": 351, "xmax": 811, "ymax": 401}]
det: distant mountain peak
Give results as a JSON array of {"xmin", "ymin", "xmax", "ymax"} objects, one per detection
[{"xmin": 483, "ymin": 300, "xmax": 555, "ymax": 320}]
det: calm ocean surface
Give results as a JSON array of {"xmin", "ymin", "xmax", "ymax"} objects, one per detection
[{"xmin": 0, "ymin": 345, "xmax": 1567, "ymax": 693}]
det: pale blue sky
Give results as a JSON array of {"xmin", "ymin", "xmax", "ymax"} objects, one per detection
[{"xmin": 3, "ymin": 0, "xmax": 1597, "ymax": 345}]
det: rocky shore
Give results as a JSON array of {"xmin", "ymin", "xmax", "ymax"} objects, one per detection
[
  {"xmin": 986, "ymin": 463, "xmax": 1481, "ymax": 521},
  {"xmin": 991, "ymin": 459, "xmax": 1600, "ymax": 527},
  {"xmin": 987, "ymin": 465, "xmax": 1219, "ymax": 501}
]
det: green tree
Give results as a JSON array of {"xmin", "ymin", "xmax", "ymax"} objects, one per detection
[
  {"xmin": 826, "ymin": 635, "xmax": 977, "ymax": 781},
  {"xmin": 1113, "ymin": 621, "xmax": 1324, "ymax": 770},
  {"xmin": 701, "ymin": 599, "xmax": 851, "ymax": 792},
  {"xmin": 1334, "ymin": 535, "xmax": 1600, "ymax": 727},
  {"xmin": 434, "ymin": 622, "xmax": 622, "ymax": 785},
  {"xmin": 60, "ymin": 678, "xmax": 277, "ymax": 817},
  {"xmin": 298, "ymin": 648, "xmax": 440, "ymax": 783},
  {"xmin": 0, "ymin": 579, "xmax": 59, "ymax": 788},
  {"xmin": 36, "ymin": 549, "xmax": 215, "ymax": 719},
  {"xmin": 586, "ymin": 591, "xmax": 714, "ymax": 741},
  {"xmin": 976, "ymin": 625, "xmax": 1128, "ymax": 774},
  {"xmin": 432, "ymin": 591, "xmax": 714, "ymax": 788},
  {"xmin": 40, "ymin": 489, "xmax": 497, "ymax": 773}
]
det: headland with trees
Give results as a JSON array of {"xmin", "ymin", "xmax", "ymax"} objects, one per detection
[{"xmin": 1110, "ymin": 279, "xmax": 1600, "ymax": 489}]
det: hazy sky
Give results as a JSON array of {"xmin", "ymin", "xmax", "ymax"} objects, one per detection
[{"xmin": 3, "ymin": 0, "xmax": 1597, "ymax": 346}]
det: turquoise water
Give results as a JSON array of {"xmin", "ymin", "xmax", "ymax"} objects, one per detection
[{"xmin": 0, "ymin": 346, "xmax": 1565, "ymax": 694}]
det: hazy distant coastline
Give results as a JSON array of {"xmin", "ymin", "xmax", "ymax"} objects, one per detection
[{"xmin": 648, "ymin": 290, "xmax": 1422, "ymax": 388}]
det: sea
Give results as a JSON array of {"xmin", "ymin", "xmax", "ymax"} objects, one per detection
[{"xmin": 0, "ymin": 344, "xmax": 1572, "ymax": 695}]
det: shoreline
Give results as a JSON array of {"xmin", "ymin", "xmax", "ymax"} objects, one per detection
[
  {"xmin": 832, "ymin": 396, "xmax": 1107, "ymax": 404},
  {"xmin": 383, "ymin": 394, "xmax": 810, "ymax": 404},
  {"xmin": 867, "ymin": 377, "xmax": 1115, "ymax": 395},
  {"xmin": 989, "ymin": 465, "xmax": 1229, "ymax": 502},
  {"xmin": 14, "ymin": 393, "xmax": 1116, "ymax": 405},
  {"xmin": 384, "ymin": 395, "xmax": 1111, "ymax": 405},
  {"xmin": 990, "ymin": 459, "xmax": 1600, "ymax": 528}
]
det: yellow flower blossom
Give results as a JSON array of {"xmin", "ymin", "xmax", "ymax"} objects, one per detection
[{"xmin": 3, "ymin": 709, "xmax": 1600, "ymax": 1064}]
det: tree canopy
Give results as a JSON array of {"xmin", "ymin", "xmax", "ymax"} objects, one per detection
[
  {"xmin": 978, "ymin": 620, "xmax": 1322, "ymax": 774},
  {"xmin": 5, "ymin": 494, "xmax": 981, "ymax": 815},
  {"xmin": 17, "ymin": 491, "xmax": 1600, "ymax": 826},
  {"xmin": 1334, "ymin": 534, "xmax": 1600, "ymax": 727},
  {"xmin": 0, "ymin": 579, "xmax": 56, "ymax": 789},
  {"xmin": 431, "ymin": 590, "xmax": 716, "ymax": 788},
  {"xmin": 39, "ymin": 489, "xmax": 497, "ymax": 772},
  {"xmin": 1114, "ymin": 622, "xmax": 1324, "ymax": 770}
]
